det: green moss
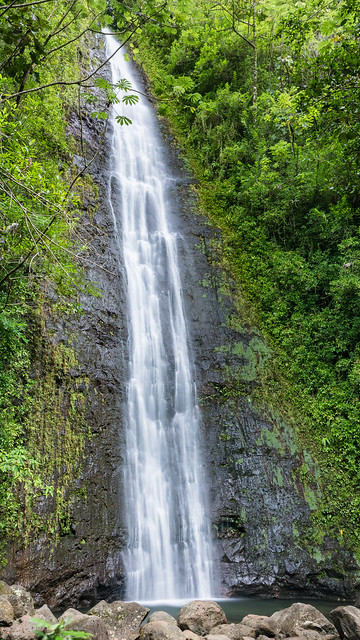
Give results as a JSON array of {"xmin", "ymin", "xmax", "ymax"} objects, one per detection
[
  {"xmin": 0, "ymin": 303, "xmax": 91, "ymax": 562},
  {"xmin": 274, "ymin": 467, "xmax": 284, "ymax": 487},
  {"xmin": 257, "ymin": 427, "xmax": 285, "ymax": 456},
  {"xmin": 26, "ymin": 316, "xmax": 90, "ymax": 543},
  {"xmin": 304, "ymin": 486, "xmax": 319, "ymax": 512},
  {"xmin": 309, "ymin": 548, "xmax": 325, "ymax": 563},
  {"xmin": 292, "ymin": 522, "xmax": 300, "ymax": 542}
]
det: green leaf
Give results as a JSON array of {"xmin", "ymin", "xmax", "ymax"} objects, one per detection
[
  {"xmin": 94, "ymin": 78, "xmax": 111, "ymax": 90},
  {"xmin": 115, "ymin": 115, "xmax": 132, "ymax": 125},
  {"xmin": 115, "ymin": 78, "xmax": 132, "ymax": 92},
  {"xmin": 122, "ymin": 94, "xmax": 139, "ymax": 105},
  {"xmin": 90, "ymin": 111, "xmax": 108, "ymax": 120}
]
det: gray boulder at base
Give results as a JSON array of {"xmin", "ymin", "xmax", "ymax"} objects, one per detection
[
  {"xmin": 271, "ymin": 603, "xmax": 338, "ymax": 638},
  {"xmin": 149, "ymin": 612, "xmax": 177, "ymax": 625},
  {"xmin": 34, "ymin": 604, "xmax": 57, "ymax": 624},
  {"xmin": 329, "ymin": 605, "xmax": 360, "ymax": 639},
  {"xmin": 0, "ymin": 597, "xmax": 14, "ymax": 626},
  {"xmin": 209, "ymin": 624, "xmax": 255, "ymax": 639},
  {"xmin": 178, "ymin": 601, "xmax": 227, "ymax": 636},
  {"xmin": 140, "ymin": 621, "xmax": 184, "ymax": 640},
  {"xmin": 240, "ymin": 615, "xmax": 278, "ymax": 638},
  {"xmin": 5, "ymin": 586, "xmax": 34, "ymax": 619},
  {"xmin": 61, "ymin": 607, "xmax": 109, "ymax": 640},
  {"xmin": 182, "ymin": 631, "xmax": 202, "ymax": 640},
  {"xmin": 88, "ymin": 599, "xmax": 149, "ymax": 640},
  {"xmin": 0, "ymin": 614, "xmax": 35, "ymax": 640},
  {"xmin": 0, "ymin": 583, "xmax": 13, "ymax": 597},
  {"xmin": 276, "ymin": 633, "xmax": 331, "ymax": 640}
]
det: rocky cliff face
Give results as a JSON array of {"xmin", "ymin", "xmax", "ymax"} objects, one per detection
[
  {"xmin": 1, "ymin": 38, "xmax": 128, "ymax": 609},
  {"xmin": 1, "ymin": 36, "xmax": 358, "ymax": 606}
]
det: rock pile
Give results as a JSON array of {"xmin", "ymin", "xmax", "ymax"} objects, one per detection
[{"xmin": 0, "ymin": 582, "xmax": 359, "ymax": 640}]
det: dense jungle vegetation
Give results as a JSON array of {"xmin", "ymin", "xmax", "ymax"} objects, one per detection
[
  {"xmin": 109, "ymin": 0, "xmax": 360, "ymax": 554},
  {"xmin": 1, "ymin": 0, "xmax": 360, "ymax": 569}
]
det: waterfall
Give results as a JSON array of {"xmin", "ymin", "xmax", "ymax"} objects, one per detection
[{"xmin": 106, "ymin": 35, "xmax": 215, "ymax": 601}]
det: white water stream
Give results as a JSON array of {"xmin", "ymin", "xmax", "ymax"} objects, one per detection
[{"xmin": 106, "ymin": 36, "xmax": 215, "ymax": 601}]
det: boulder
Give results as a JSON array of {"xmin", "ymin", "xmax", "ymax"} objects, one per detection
[
  {"xmin": 178, "ymin": 601, "xmax": 227, "ymax": 636},
  {"xmin": 0, "ymin": 583, "xmax": 13, "ymax": 597},
  {"xmin": 0, "ymin": 597, "xmax": 14, "ymax": 626},
  {"xmin": 240, "ymin": 615, "xmax": 278, "ymax": 638},
  {"xmin": 329, "ymin": 605, "xmax": 360, "ymax": 640},
  {"xmin": 149, "ymin": 612, "xmax": 177, "ymax": 626},
  {"xmin": 34, "ymin": 605, "xmax": 57, "ymax": 624},
  {"xmin": 61, "ymin": 608, "xmax": 109, "ymax": 640},
  {"xmin": 182, "ymin": 631, "xmax": 202, "ymax": 640},
  {"xmin": 206, "ymin": 635, "xmax": 233, "ymax": 640},
  {"xmin": 60, "ymin": 608, "xmax": 85, "ymax": 624},
  {"xmin": 0, "ymin": 614, "xmax": 35, "ymax": 640},
  {"xmin": 271, "ymin": 603, "xmax": 338, "ymax": 638},
  {"xmin": 275, "ymin": 633, "xmax": 326, "ymax": 640},
  {"xmin": 291, "ymin": 635, "xmax": 337, "ymax": 640},
  {"xmin": 209, "ymin": 624, "xmax": 255, "ymax": 640},
  {"xmin": 140, "ymin": 621, "xmax": 184, "ymax": 640},
  {"xmin": 88, "ymin": 600, "xmax": 149, "ymax": 640},
  {"xmin": 6, "ymin": 586, "xmax": 35, "ymax": 619}
]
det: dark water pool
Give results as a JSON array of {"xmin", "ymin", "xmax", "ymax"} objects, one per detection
[{"xmin": 139, "ymin": 597, "xmax": 351, "ymax": 622}]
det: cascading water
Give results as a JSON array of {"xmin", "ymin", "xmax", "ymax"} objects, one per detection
[{"xmin": 106, "ymin": 35, "xmax": 215, "ymax": 601}]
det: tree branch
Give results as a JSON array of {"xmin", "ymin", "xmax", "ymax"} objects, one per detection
[
  {"xmin": 1, "ymin": 25, "xmax": 139, "ymax": 103},
  {"xmin": 0, "ymin": 0, "xmax": 54, "ymax": 9}
]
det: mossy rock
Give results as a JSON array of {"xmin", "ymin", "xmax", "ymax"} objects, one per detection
[{"xmin": 0, "ymin": 581, "xmax": 12, "ymax": 595}]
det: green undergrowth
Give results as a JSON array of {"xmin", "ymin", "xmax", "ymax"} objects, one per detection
[
  {"xmin": 124, "ymin": 0, "xmax": 360, "ymax": 559},
  {"xmin": 0, "ymin": 302, "xmax": 90, "ymax": 562}
]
